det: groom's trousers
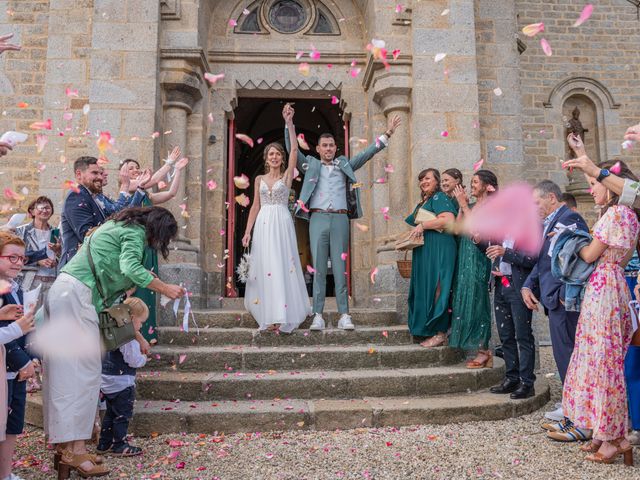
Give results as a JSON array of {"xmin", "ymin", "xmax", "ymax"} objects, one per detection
[{"xmin": 309, "ymin": 212, "xmax": 349, "ymax": 314}]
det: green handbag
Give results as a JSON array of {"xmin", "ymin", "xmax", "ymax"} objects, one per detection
[{"xmin": 86, "ymin": 234, "xmax": 135, "ymax": 351}]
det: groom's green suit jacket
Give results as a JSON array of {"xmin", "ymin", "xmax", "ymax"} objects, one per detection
[{"xmin": 284, "ymin": 126, "xmax": 387, "ymax": 221}]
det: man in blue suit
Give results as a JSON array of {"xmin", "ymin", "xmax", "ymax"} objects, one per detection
[
  {"xmin": 60, "ymin": 157, "xmax": 146, "ymax": 268},
  {"xmin": 521, "ymin": 180, "xmax": 590, "ymax": 440},
  {"xmin": 283, "ymin": 104, "xmax": 400, "ymax": 330}
]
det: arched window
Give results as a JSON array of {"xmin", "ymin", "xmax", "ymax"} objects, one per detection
[
  {"xmin": 238, "ymin": 8, "xmax": 261, "ymax": 33},
  {"xmin": 268, "ymin": 0, "xmax": 308, "ymax": 33}
]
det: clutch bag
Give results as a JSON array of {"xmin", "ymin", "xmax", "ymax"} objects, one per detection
[{"xmin": 415, "ymin": 208, "xmax": 443, "ymax": 233}]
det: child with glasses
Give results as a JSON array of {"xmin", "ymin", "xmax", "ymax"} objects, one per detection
[{"xmin": 0, "ymin": 231, "xmax": 38, "ymax": 480}]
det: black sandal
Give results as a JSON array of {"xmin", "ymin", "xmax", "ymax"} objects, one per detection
[{"xmin": 110, "ymin": 443, "xmax": 143, "ymax": 457}]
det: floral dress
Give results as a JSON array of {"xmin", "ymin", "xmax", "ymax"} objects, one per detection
[{"xmin": 563, "ymin": 205, "xmax": 640, "ymax": 441}]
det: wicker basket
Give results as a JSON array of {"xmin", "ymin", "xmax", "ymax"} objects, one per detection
[{"xmin": 397, "ymin": 251, "xmax": 412, "ymax": 278}]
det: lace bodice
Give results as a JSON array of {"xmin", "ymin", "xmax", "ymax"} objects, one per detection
[{"xmin": 259, "ymin": 178, "xmax": 290, "ymax": 206}]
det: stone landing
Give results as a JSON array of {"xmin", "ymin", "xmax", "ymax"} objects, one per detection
[{"xmin": 26, "ymin": 308, "xmax": 549, "ymax": 434}]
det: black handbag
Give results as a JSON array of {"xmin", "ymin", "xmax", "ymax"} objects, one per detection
[{"xmin": 86, "ymin": 235, "xmax": 135, "ymax": 351}]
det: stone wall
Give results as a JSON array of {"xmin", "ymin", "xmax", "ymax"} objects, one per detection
[{"xmin": 516, "ymin": 0, "xmax": 640, "ymax": 192}]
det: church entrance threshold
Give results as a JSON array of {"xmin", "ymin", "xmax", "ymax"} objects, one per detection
[{"xmin": 225, "ymin": 97, "xmax": 350, "ymax": 298}]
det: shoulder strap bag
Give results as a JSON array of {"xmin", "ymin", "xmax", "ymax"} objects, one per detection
[{"xmin": 86, "ymin": 234, "xmax": 135, "ymax": 351}]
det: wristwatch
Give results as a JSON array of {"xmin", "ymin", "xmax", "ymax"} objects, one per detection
[{"xmin": 596, "ymin": 169, "xmax": 610, "ymax": 183}]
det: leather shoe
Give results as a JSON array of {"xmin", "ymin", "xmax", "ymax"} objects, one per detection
[
  {"xmin": 489, "ymin": 379, "xmax": 519, "ymax": 394},
  {"xmin": 510, "ymin": 384, "xmax": 535, "ymax": 399}
]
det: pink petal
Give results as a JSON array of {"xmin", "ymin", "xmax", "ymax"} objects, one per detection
[
  {"xmin": 610, "ymin": 161, "xmax": 621, "ymax": 174},
  {"xmin": 392, "ymin": 49, "xmax": 401, "ymax": 60},
  {"xmin": 309, "ymin": 48, "xmax": 321, "ymax": 60},
  {"xmin": 178, "ymin": 354, "xmax": 187, "ymax": 364},
  {"xmin": 381, "ymin": 206, "xmax": 389, "ymax": 214},
  {"xmin": 384, "ymin": 164, "xmax": 395, "ymax": 173},
  {"xmin": 370, "ymin": 267, "xmax": 378, "ymax": 284},
  {"xmin": 296, "ymin": 51, "xmax": 304, "ymax": 60},
  {"xmin": 65, "ymin": 87, "xmax": 79, "ymax": 98},
  {"xmin": 235, "ymin": 193, "xmax": 250, "ymax": 207},
  {"xmin": 355, "ymin": 222, "xmax": 369, "ymax": 232},
  {"xmin": 29, "ymin": 119, "xmax": 52, "ymax": 130},
  {"xmin": 297, "ymin": 133, "xmax": 310, "ymax": 150},
  {"xmin": 63, "ymin": 112, "xmax": 73, "ymax": 121},
  {"xmin": 296, "ymin": 199, "xmax": 309, "ymax": 212},
  {"xmin": 540, "ymin": 38, "xmax": 552, "ymax": 56},
  {"xmin": 331, "ymin": 96, "xmax": 339, "ymax": 105},
  {"xmin": 573, "ymin": 4, "xmax": 593, "ymax": 27},
  {"xmin": 229, "ymin": 19, "xmax": 237, "ymax": 27},
  {"xmin": 298, "ymin": 62, "xmax": 310, "ymax": 76},
  {"xmin": 235, "ymin": 133, "xmax": 254, "ymax": 148},
  {"xmin": 306, "ymin": 265, "xmax": 316, "ymax": 274},
  {"xmin": 350, "ymin": 67, "xmax": 362, "ymax": 78},
  {"xmin": 63, "ymin": 180, "xmax": 80, "ymax": 193},
  {"xmin": 257, "ymin": 137, "xmax": 263, "ymax": 144},
  {"xmin": 208, "ymin": 113, "xmax": 214, "ymax": 123},
  {"xmin": 204, "ymin": 73, "xmax": 225, "ymax": 85},
  {"xmin": 341, "ymin": 252, "xmax": 348, "ymax": 261},
  {"xmin": 440, "ymin": 130, "xmax": 449, "ymax": 137},
  {"xmin": 233, "ymin": 174, "xmax": 250, "ymax": 189},
  {"xmin": 395, "ymin": 4, "xmax": 405, "ymax": 13},
  {"xmin": 473, "ymin": 158, "xmax": 484, "ymax": 171},
  {"xmin": 207, "ymin": 180, "xmax": 217, "ymax": 190},
  {"xmin": 501, "ymin": 276, "xmax": 511, "ymax": 288},
  {"xmin": 36, "ymin": 134, "xmax": 48, "ymax": 154}
]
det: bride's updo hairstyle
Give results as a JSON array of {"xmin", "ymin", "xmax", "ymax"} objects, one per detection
[{"xmin": 263, "ymin": 142, "xmax": 286, "ymax": 175}]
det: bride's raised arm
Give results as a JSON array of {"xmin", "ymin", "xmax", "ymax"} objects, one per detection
[{"xmin": 283, "ymin": 107, "xmax": 298, "ymax": 188}]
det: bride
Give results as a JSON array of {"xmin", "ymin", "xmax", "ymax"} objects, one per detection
[{"xmin": 241, "ymin": 106, "xmax": 311, "ymax": 333}]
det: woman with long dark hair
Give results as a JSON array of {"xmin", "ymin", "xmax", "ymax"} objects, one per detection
[
  {"xmin": 449, "ymin": 170, "xmax": 497, "ymax": 367},
  {"xmin": 39, "ymin": 206, "xmax": 185, "ymax": 478},
  {"xmin": 560, "ymin": 159, "xmax": 639, "ymax": 465},
  {"xmin": 406, "ymin": 168, "xmax": 457, "ymax": 346},
  {"xmin": 441, "ymin": 168, "xmax": 463, "ymax": 214}
]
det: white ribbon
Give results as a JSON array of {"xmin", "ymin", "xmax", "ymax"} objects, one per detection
[{"xmin": 630, "ymin": 300, "xmax": 639, "ymax": 334}]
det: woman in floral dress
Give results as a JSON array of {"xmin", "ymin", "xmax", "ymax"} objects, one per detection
[{"xmin": 562, "ymin": 160, "xmax": 639, "ymax": 465}]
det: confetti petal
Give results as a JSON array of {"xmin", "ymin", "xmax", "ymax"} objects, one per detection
[
  {"xmin": 395, "ymin": 4, "xmax": 405, "ymax": 13},
  {"xmin": 440, "ymin": 130, "xmax": 449, "ymax": 138},
  {"xmin": 392, "ymin": 49, "xmax": 401, "ymax": 61},
  {"xmin": 331, "ymin": 95, "xmax": 339, "ymax": 105},
  {"xmin": 207, "ymin": 180, "xmax": 218, "ymax": 190},
  {"xmin": 384, "ymin": 164, "xmax": 395, "ymax": 173},
  {"xmin": 540, "ymin": 38, "xmax": 552, "ymax": 56},
  {"xmin": 178, "ymin": 354, "xmax": 187, "ymax": 364},
  {"xmin": 29, "ymin": 119, "xmax": 52, "ymax": 130},
  {"xmin": 370, "ymin": 267, "xmax": 378, "ymax": 284},
  {"xmin": 235, "ymin": 193, "xmax": 250, "ymax": 207},
  {"xmin": 296, "ymin": 199, "xmax": 309, "ymax": 213},
  {"xmin": 573, "ymin": 4, "xmax": 593, "ymax": 27},
  {"xmin": 306, "ymin": 265, "xmax": 316, "ymax": 274},
  {"xmin": 65, "ymin": 87, "xmax": 79, "ymax": 98},
  {"xmin": 610, "ymin": 161, "xmax": 621, "ymax": 174},
  {"xmin": 297, "ymin": 133, "xmax": 310, "ymax": 150},
  {"xmin": 309, "ymin": 47, "xmax": 321, "ymax": 61},
  {"xmin": 473, "ymin": 158, "xmax": 484, "ymax": 172},
  {"xmin": 16, "ymin": 102, "xmax": 28, "ymax": 108},
  {"xmin": 229, "ymin": 19, "xmax": 237, "ymax": 27},
  {"xmin": 493, "ymin": 87, "xmax": 503, "ymax": 96},
  {"xmin": 434, "ymin": 53, "xmax": 447, "ymax": 63},
  {"xmin": 355, "ymin": 222, "xmax": 369, "ymax": 232},
  {"xmin": 298, "ymin": 62, "xmax": 310, "ymax": 76},
  {"xmin": 522, "ymin": 22, "xmax": 544, "ymax": 37},
  {"xmin": 204, "ymin": 73, "xmax": 225, "ymax": 85},
  {"xmin": 495, "ymin": 145, "xmax": 507, "ymax": 151},
  {"xmin": 96, "ymin": 131, "xmax": 112, "ymax": 155},
  {"xmin": 36, "ymin": 134, "xmax": 48, "ymax": 154},
  {"xmin": 3, "ymin": 188, "xmax": 24, "ymax": 201},
  {"xmin": 233, "ymin": 174, "xmax": 250, "ymax": 189},
  {"xmin": 235, "ymin": 133, "xmax": 254, "ymax": 148}
]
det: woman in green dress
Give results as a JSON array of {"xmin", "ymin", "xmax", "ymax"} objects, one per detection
[
  {"xmin": 441, "ymin": 168, "xmax": 463, "ymax": 213},
  {"xmin": 450, "ymin": 169, "xmax": 498, "ymax": 368},
  {"xmin": 405, "ymin": 168, "xmax": 458, "ymax": 347},
  {"xmin": 119, "ymin": 147, "xmax": 188, "ymax": 343}
]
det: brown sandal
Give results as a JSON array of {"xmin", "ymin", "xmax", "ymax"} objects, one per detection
[
  {"xmin": 466, "ymin": 350, "xmax": 493, "ymax": 369},
  {"xmin": 585, "ymin": 438, "xmax": 634, "ymax": 466},
  {"xmin": 58, "ymin": 450, "xmax": 110, "ymax": 479},
  {"xmin": 419, "ymin": 332, "xmax": 447, "ymax": 348},
  {"xmin": 54, "ymin": 450, "xmax": 104, "ymax": 471},
  {"xmin": 579, "ymin": 441, "xmax": 602, "ymax": 453}
]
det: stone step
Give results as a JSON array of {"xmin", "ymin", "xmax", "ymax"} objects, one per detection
[
  {"xmin": 157, "ymin": 325, "xmax": 413, "ymax": 347},
  {"xmin": 136, "ymin": 362, "xmax": 505, "ymax": 401},
  {"xmin": 128, "ymin": 378, "xmax": 548, "ymax": 434},
  {"xmin": 162, "ymin": 309, "xmax": 400, "ymax": 329},
  {"xmin": 143, "ymin": 345, "xmax": 463, "ymax": 372}
]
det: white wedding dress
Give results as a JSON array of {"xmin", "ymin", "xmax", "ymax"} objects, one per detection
[{"xmin": 244, "ymin": 178, "xmax": 311, "ymax": 332}]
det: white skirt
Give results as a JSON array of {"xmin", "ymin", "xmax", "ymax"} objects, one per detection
[
  {"xmin": 40, "ymin": 273, "xmax": 102, "ymax": 443},
  {"xmin": 244, "ymin": 204, "xmax": 311, "ymax": 332}
]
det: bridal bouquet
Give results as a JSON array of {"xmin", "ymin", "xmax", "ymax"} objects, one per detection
[{"xmin": 236, "ymin": 251, "xmax": 251, "ymax": 283}]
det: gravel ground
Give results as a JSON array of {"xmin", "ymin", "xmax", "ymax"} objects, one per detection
[{"xmin": 11, "ymin": 347, "xmax": 639, "ymax": 479}]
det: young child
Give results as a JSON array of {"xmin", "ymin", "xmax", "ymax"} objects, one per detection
[
  {"xmin": 97, "ymin": 297, "xmax": 148, "ymax": 456},
  {"xmin": 0, "ymin": 232, "xmax": 37, "ymax": 480}
]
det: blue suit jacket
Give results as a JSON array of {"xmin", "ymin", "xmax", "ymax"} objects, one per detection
[
  {"xmin": 60, "ymin": 185, "xmax": 106, "ymax": 268},
  {"xmin": 523, "ymin": 205, "xmax": 588, "ymax": 311},
  {"xmin": 0, "ymin": 290, "xmax": 32, "ymax": 373},
  {"xmin": 284, "ymin": 127, "xmax": 386, "ymax": 220}
]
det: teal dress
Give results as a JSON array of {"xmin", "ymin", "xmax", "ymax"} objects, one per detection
[
  {"xmin": 135, "ymin": 196, "xmax": 158, "ymax": 343},
  {"xmin": 449, "ymin": 204, "xmax": 492, "ymax": 351},
  {"xmin": 405, "ymin": 192, "xmax": 458, "ymax": 337}
]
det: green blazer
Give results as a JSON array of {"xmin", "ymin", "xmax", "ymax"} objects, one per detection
[
  {"xmin": 284, "ymin": 127, "xmax": 387, "ymax": 220},
  {"xmin": 61, "ymin": 220, "xmax": 155, "ymax": 311}
]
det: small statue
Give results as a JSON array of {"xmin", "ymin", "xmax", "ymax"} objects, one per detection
[{"xmin": 566, "ymin": 106, "xmax": 588, "ymax": 159}]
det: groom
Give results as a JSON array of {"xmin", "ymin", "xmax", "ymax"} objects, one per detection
[{"xmin": 283, "ymin": 104, "xmax": 400, "ymax": 330}]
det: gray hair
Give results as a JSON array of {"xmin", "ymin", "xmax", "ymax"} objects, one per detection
[{"xmin": 534, "ymin": 180, "xmax": 562, "ymax": 202}]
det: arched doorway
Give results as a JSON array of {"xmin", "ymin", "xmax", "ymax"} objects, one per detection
[{"xmin": 226, "ymin": 96, "xmax": 348, "ymax": 297}]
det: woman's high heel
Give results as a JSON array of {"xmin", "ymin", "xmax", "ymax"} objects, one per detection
[
  {"xmin": 579, "ymin": 441, "xmax": 602, "ymax": 453},
  {"xmin": 466, "ymin": 350, "xmax": 493, "ymax": 369},
  {"xmin": 54, "ymin": 447, "xmax": 104, "ymax": 471},
  {"xmin": 58, "ymin": 449, "xmax": 110, "ymax": 478},
  {"xmin": 585, "ymin": 438, "xmax": 634, "ymax": 466},
  {"xmin": 419, "ymin": 332, "xmax": 448, "ymax": 348}
]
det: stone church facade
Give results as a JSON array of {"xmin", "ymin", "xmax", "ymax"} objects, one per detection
[{"xmin": 0, "ymin": 0, "xmax": 639, "ymax": 315}]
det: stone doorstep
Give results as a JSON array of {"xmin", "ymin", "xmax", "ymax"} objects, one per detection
[
  {"xmin": 135, "ymin": 362, "xmax": 506, "ymax": 401},
  {"xmin": 156, "ymin": 325, "xmax": 414, "ymax": 347},
  {"xmin": 24, "ymin": 380, "xmax": 551, "ymax": 435},
  {"xmin": 166, "ymin": 309, "xmax": 400, "ymax": 329},
  {"xmin": 142, "ymin": 345, "xmax": 464, "ymax": 372}
]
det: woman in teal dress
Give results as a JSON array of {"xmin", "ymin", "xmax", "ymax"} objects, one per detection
[
  {"xmin": 405, "ymin": 168, "xmax": 458, "ymax": 347},
  {"xmin": 119, "ymin": 147, "xmax": 188, "ymax": 343},
  {"xmin": 450, "ymin": 170, "xmax": 498, "ymax": 368},
  {"xmin": 441, "ymin": 168, "xmax": 463, "ymax": 213}
]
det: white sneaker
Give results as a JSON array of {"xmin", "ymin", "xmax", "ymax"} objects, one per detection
[
  {"xmin": 310, "ymin": 313, "xmax": 325, "ymax": 331},
  {"xmin": 544, "ymin": 405, "xmax": 564, "ymax": 421},
  {"xmin": 337, "ymin": 313, "xmax": 355, "ymax": 330}
]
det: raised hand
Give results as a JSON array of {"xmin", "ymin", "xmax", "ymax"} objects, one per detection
[
  {"xmin": 118, "ymin": 162, "xmax": 131, "ymax": 190},
  {"xmin": 0, "ymin": 33, "xmax": 20, "ymax": 55},
  {"xmin": 135, "ymin": 169, "xmax": 152, "ymax": 189},
  {"xmin": 16, "ymin": 311, "xmax": 35, "ymax": 334},
  {"xmin": 0, "ymin": 141, "xmax": 13, "ymax": 157},
  {"xmin": 562, "ymin": 154, "xmax": 599, "ymax": 178},
  {"xmin": 566, "ymin": 133, "xmax": 585, "ymax": 154},
  {"xmin": 624, "ymin": 123, "xmax": 640, "ymax": 144},
  {"xmin": 452, "ymin": 184, "xmax": 468, "ymax": 208},
  {"xmin": 387, "ymin": 114, "xmax": 401, "ymax": 135},
  {"xmin": 283, "ymin": 103, "xmax": 294, "ymax": 124},
  {"xmin": 175, "ymin": 157, "xmax": 189, "ymax": 171},
  {"xmin": 167, "ymin": 146, "xmax": 181, "ymax": 165}
]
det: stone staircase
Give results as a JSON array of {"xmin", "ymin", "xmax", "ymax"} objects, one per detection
[{"xmin": 25, "ymin": 306, "xmax": 550, "ymax": 435}]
